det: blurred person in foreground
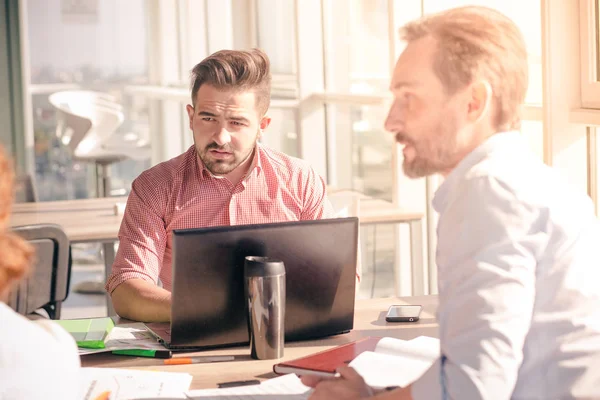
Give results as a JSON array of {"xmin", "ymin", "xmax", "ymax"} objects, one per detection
[
  {"xmin": 0, "ymin": 146, "xmax": 80, "ymax": 399},
  {"xmin": 304, "ymin": 6, "xmax": 600, "ymax": 399}
]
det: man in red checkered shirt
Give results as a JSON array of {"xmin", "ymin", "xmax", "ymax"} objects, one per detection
[{"xmin": 106, "ymin": 49, "xmax": 334, "ymax": 322}]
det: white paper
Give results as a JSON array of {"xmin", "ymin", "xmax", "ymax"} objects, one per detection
[
  {"xmin": 349, "ymin": 336, "xmax": 440, "ymax": 390},
  {"xmin": 80, "ymin": 368, "xmax": 192, "ymax": 399},
  {"xmin": 186, "ymin": 374, "xmax": 312, "ymax": 399},
  {"xmin": 375, "ymin": 336, "xmax": 440, "ymax": 360},
  {"xmin": 78, "ymin": 323, "xmax": 167, "ymax": 355}
]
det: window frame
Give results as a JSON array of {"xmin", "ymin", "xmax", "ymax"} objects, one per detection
[{"xmin": 579, "ymin": 0, "xmax": 600, "ymax": 108}]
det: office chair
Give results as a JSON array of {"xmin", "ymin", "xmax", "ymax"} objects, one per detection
[
  {"xmin": 48, "ymin": 90, "xmax": 149, "ymax": 197},
  {"xmin": 8, "ymin": 224, "xmax": 71, "ymax": 320},
  {"xmin": 328, "ymin": 190, "xmax": 363, "ymax": 293}
]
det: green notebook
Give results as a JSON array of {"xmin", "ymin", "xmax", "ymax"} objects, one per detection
[{"xmin": 56, "ymin": 317, "xmax": 115, "ymax": 349}]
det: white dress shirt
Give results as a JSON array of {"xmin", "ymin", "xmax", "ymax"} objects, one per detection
[
  {"xmin": 0, "ymin": 303, "xmax": 81, "ymax": 399},
  {"xmin": 411, "ymin": 131, "xmax": 600, "ymax": 399}
]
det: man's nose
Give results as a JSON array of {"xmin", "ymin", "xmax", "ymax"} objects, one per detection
[
  {"xmin": 384, "ymin": 100, "xmax": 403, "ymax": 134},
  {"xmin": 213, "ymin": 127, "xmax": 232, "ymax": 146}
]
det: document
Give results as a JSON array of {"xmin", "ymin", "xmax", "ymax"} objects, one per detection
[
  {"xmin": 77, "ymin": 323, "xmax": 167, "ymax": 355},
  {"xmin": 80, "ymin": 367, "xmax": 192, "ymax": 399},
  {"xmin": 186, "ymin": 374, "xmax": 312, "ymax": 399},
  {"xmin": 348, "ymin": 336, "xmax": 440, "ymax": 389}
]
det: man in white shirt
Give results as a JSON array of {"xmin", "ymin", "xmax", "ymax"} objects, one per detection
[{"xmin": 304, "ymin": 5, "xmax": 600, "ymax": 400}]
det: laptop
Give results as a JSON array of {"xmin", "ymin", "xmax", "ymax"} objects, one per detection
[{"xmin": 145, "ymin": 217, "xmax": 358, "ymax": 350}]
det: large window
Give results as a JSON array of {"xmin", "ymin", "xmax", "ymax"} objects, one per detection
[
  {"xmin": 323, "ymin": 0, "xmax": 395, "ymax": 199},
  {"xmin": 21, "ymin": 0, "xmax": 574, "ymax": 298},
  {"xmin": 26, "ymin": 0, "xmax": 151, "ymax": 200}
]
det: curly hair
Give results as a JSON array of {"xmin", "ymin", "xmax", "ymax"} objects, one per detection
[{"xmin": 0, "ymin": 146, "xmax": 33, "ymax": 295}]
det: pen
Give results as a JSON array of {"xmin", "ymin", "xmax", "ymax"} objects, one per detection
[
  {"xmin": 218, "ymin": 379, "xmax": 261, "ymax": 388},
  {"xmin": 163, "ymin": 355, "xmax": 235, "ymax": 365},
  {"xmin": 112, "ymin": 349, "xmax": 173, "ymax": 359}
]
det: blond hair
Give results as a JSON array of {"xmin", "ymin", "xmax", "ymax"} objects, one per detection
[
  {"xmin": 190, "ymin": 48, "xmax": 272, "ymax": 115},
  {"xmin": 400, "ymin": 6, "xmax": 528, "ymax": 130},
  {"xmin": 0, "ymin": 147, "xmax": 33, "ymax": 294}
]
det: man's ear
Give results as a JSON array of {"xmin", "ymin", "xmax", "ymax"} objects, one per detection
[
  {"xmin": 259, "ymin": 116, "xmax": 271, "ymax": 130},
  {"xmin": 467, "ymin": 80, "xmax": 492, "ymax": 124},
  {"xmin": 185, "ymin": 104, "xmax": 195, "ymax": 130}
]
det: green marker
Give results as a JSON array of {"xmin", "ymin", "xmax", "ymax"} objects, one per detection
[{"xmin": 112, "ymin": 349, "xmax": 172, "ymax": 359}]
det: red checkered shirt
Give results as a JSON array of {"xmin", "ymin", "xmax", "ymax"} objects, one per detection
[{"xmin": 106, "ymin": 144, "xmax": 335, "ymax": 293}]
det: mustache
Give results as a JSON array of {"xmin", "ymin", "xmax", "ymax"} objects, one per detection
[
  {"xmin": 205, "ymin": 142, "xmax": 233, "ymax": 152},
  {"xmin": 395, "ymin": 132, "xmax": 413, "ymax": 144}
]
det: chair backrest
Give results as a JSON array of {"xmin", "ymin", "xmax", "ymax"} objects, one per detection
[
  {"xmin": 14, "ymin": 174, "xmax": 38, "ymax": 203},
  {"xmin": 8, "ymin": 224, "xmax": 71, "ymax": 319},
  {"xmin": 74, "ymin": 105, "xmax": 125, "ymax": 158},
  {"xmin": 48, "ymin": 90, "xmax": 125, "ymax": 155},
  {"xmin": 48, "ymin": 90, "xmax": 121, "ymax": 112},
  {"xmin": 329, "ymin": 191, "xmax": 361, "ymax": 219},
  {"xmin": 328, "ymin": 190, "xmax": 362, "ymax": 289}
]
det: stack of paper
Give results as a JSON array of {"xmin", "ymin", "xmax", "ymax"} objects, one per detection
[
  {"xmin": 80, "ymin": 367, "xmax": 192, "ymax": 399},
  {"xmin": 78, "ymin": 323, "xmax": 167, "ymax": 355},
  {"xmin": 57, "ymin": 318, "xmax": 167, "ymax": 355}
]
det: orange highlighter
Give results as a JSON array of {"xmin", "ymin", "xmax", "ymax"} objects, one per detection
[{"xmin": 164, "ymin": 355, "xmax": 234, "ymax": 365}]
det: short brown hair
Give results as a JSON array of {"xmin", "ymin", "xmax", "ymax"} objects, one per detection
[
  {"xmin": 190, "ymin": 48, "xmax": 272, "ymax": 115},
  {"xmin": 400, "ymin": 6, "xmax": 528, "ymax": 131},
  {"xmin": 0, "ymin": 147, "xmax": 33, "ymax": 294}
]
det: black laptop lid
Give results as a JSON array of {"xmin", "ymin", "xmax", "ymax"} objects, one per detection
[{"xmin": 170, "ymin": 217, "xmax": 358, "ymax": 349}]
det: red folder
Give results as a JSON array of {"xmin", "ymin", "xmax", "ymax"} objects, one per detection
[{"xmin": 273, "ymin": 337, "xmax": 382, "ymax": 378}]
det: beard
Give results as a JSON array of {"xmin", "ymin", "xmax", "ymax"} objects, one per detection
[
  {"xmin": 397, "ymin": 116, "xmax": 459, "ymax": 179},
  {"xmin": 198, "ymin": 136, "xmax": 258, "ymax": 176}
]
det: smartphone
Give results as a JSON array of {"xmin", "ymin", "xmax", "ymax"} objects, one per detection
[{"xmin": 385, "ymin": 305, "xmax": 422, "ymax": 322}]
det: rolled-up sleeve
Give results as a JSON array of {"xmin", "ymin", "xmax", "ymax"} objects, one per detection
[
  {"xmin": 105, "ymin": 175, "xmax": 168, "ymax": 294},
  {"xmin": 412, "ymin": 175, "xmax": 540, "ymax": 399}
]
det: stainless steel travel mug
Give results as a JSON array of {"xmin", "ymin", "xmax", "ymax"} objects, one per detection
[{"xmin": 244, "ymin": 256, "xmax": 285, "ymax": 360}]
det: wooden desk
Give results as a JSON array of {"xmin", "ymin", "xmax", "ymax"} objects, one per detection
[
  {"xmin": 9, "ymin": 196, "xmax": 425, "ymax": 306},
  {"xmin": 9, "ymin": 195, "xmax": 422, "ymax": 265},
  {"xmin": 10, "ymin": 198, "xmax": 125, "ymax": 242},
  {"xmin": 82, "ymin": 295, "xmax": 438, "ymax": 390},
  {"xmin": 10, "ymin": 195, "xmax": 422, "ymax": 231}
]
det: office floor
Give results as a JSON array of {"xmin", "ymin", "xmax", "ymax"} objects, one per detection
[{"xmin": 61, "ymin": 229, "xmax": 397, "ymax": 319}]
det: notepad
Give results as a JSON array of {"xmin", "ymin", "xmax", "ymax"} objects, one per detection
[
  {"xmin": 273, "ymin": 336, "xmax": 439, "ymax": 390},
  {"xmin": 273, "ymin": 337, "xmax": 381, "ymax": 377},
  {"xmin": 56, "ymin": 317, "xmax": 115, "ymax": 349}
]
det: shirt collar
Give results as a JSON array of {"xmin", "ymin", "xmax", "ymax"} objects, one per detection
[
  {"xmin": 196, "ymin": 143, "xmax": 263, "ymax": 181},
  {"xmin": 432, "ymin": 131, "xmax": 523, "ymax": 213}
]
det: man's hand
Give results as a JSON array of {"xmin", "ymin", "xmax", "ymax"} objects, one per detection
[{"xmin": 303, "ymin": 366, "xmax": 374, "ymax": 399}]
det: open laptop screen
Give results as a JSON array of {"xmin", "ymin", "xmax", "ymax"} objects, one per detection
[{"xmin": 169, "ymin": 217, "xmax": 358, "ymax": 349}]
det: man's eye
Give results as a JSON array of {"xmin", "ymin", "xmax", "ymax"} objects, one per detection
[
  {"xmin": 201, "ymin": 117, "xmax": 215, "ymax": 121},
  {"xmin": 231, "ymin": 121, "xmax": 244, "ymax": 126}
]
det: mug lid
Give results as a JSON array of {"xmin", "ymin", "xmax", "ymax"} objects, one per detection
[{"xmin": 244, "ymin": 256, "xmax": 285, "ymax": 277}]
